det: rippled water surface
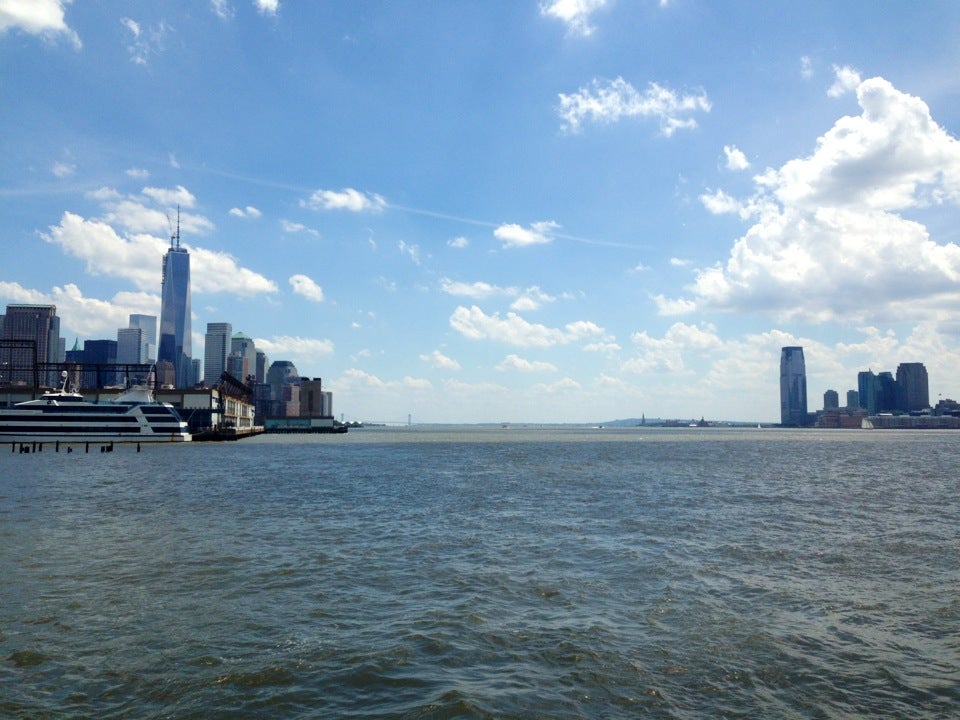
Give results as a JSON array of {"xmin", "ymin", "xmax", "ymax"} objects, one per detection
[{"xmin": 1, "ymin": 427, "xmax": 958, "ymax": 718}]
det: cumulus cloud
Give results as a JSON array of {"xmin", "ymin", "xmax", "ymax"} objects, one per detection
[
  {"xmin": 800, "ymin": 55, "xmax": 813, "ymax": 79},
  {"xmin": 827, "ymin": 64, "xmax": 862, "ymax": 98},
  {"xmin": 289, "ymin": 274, "xmax": 324, "ymax": 302},
  {"xmin": 0, "ymin": 281, "xmax": 159, "ymax": 337},
  {"xmin": 496, "ymin": 354, "xmax": 558, "ymax": 373},
  {"xmin": 494, "ymin": 220, "xmax": 560, "ymax": 248},
  {"xmin": 672, "ymin": 76, "xmax": 960, "ymax": 325},
  {"xmin": 448, "ymin": 236, "xmax": 469, "ymax": 249},
  {"xmin": 229, "ymin": 205, "xmax": 261, "ymax": 218},
  {"xmin": 420, "ymin": 350, "xmax": 461, "ymax": 371},
  {"xmin": 539, "ymin": 0, "xmax": 608, "ymax": 37},
  {"xmin": 254, "ymin": 0, "xmax": 278, "ymax": 15},
  {"xmin": 723, "ymin": 145, "xmax": 750, "ymax": 171},
  {"xmin": 280, "ymin": 219, "xmax": 319, "ymax": 236},
  {"xmin": 125, "ymin": 167, "xmax": 150, "ymax": 179},
  {"xmin": 558, "ymin": 77, "xmax": 710, "ymax": 135},
  {"xmin": 440, "ymin": 278, "xmax": 517, "ymax": 299},
  {"xmin": 302, "ymin": 187, "xmax": 386, "ymax": 212},
  {"xmin": 449, "ymin": 305, "xmax": 606, "ymax": 348},
  {"xmin": 624, "ymin": 322, "xmax": 724, "ymax": 375},
  {"xmin": 42, "ymin": 203, "xmax": 276, "ymax": 298},
  {"xmin": 0, "ymin": 0, "xmax": 80, "ymax": 48},
  {"xmin": 253, "ymin": 335, "xmax": 334, "ymax": 359}
]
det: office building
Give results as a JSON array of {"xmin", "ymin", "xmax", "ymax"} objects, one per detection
[
  {"xmin": 157, "ymin": 227, "xmax": 192, "ymax": 387},
  {"xmin": 229, "ymin": 332, "xmax": 257, "ymax": 382},
  {"xmin": 204, "ymin": 322, "xmax": 233, "ymax": 385},
  {"xmin": 896, "ymin": 362, "xmax": 929, "ymax": 412},
  {"xmin": 117, "ymin": 327, "xmax": 146, "ymax": 364},
  {"xmin": 129, "ymin": 314, "xmax": 157, "ymax": 362},
  {"xmin": 780, "ymin": 346, "xmax": 808, "ymax": 427},
  {"xmin": 1, "ymin": 304, "xmax": 61, "ymax": 385},
  {"xmin": 823, "ymin": 389, "xmax": 839, "ymax": 410}
]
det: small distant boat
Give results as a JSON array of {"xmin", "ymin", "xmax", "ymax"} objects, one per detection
[{"xmin": 0, "ymin": 372, "xmax": 191, "ymax": 443}]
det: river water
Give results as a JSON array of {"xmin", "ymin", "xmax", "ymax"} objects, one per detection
[{"xmin": 1, "ymin": 427, "xmax": 957, "ymax": 718}]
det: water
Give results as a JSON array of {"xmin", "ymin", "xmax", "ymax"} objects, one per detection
[{"xmin": 1, "ymin": 427, "xmax": 958, "ymax": 718}]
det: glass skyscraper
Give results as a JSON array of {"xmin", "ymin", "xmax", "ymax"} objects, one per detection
[
  {"xmin": 780, "ymin": 346, "xmax": 808, "ymax": 427},
  {"xmin": 203, "ymin": 322, "xmax": 232, "ymax": 386},
  {"xmin": 158, "ymin": 236, "xmax": 192, "ymax": 388}
]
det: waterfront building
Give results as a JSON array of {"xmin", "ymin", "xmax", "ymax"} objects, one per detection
[
  {"xmin": 779, "ymin": 346, "xmax": 808, "ymax": 427},
  {"xmin": 157, "ymin": 226, "xmax": 192, "ymax": 388},
  {"xmin": 300, "ymin": 377, "xmax": 332, "ymax": 418},
  {"xmin": 846, "ymin": 389, "xmax": 859, "ymax": 409},
  {"xmin": 266, "ymin": 360, "xmax": 300, "ymax": 417},
  {"xmin": 229, "ymin": 332, "xmax": 257, "ymax": 382},
  {"xmin": 255, "ymin": 350, "xmax": 268, "ymax": 384},
  {"xmin": 896, "ymin": 362, "xmax": 929, "ymax": 412},
  {"xmin": 823, "ymin": 389, "xmax": 839, "ymax": 410},
  {"xmin": 1, "ymin": 304, "xmax": 61, "ymax": 386},
  {"xmin": 204, "ymin": 322, "xmax": 233, "ymax": 386}
]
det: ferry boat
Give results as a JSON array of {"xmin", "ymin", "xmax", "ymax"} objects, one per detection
[{"xmin": 0, "ymin": 373, "xmax": 191, "ymax": 444}]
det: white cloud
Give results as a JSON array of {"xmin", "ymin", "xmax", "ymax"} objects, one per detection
[
  {"xmin": 121, "ymin": 17, "xmax": 168, "ymax": 65},
  {"xmin": 0, "ymin": 0, "xmax": 80, "ymax": 48},
  {"xmin": 800, "ymin": 55, "xmax": 813, "ymax": 79},
  {"xmin": 449, "ymin": 305, "xmax": 606, "ymax": 347},
  {"xmin": 539, "ymin": 0, "xmax": 608, "ymax": 37},
  {"xmin": 623, "ymin": 322, "xmax": 724, "ymax": 374},
  {"xmin": 125, "ymin": 167, "xmax": 150, "ymax": 179},
  {"xmin": 211, "ymin": 0, "xmax": 232, "ymax": 19},
  {"xmin": 510, "ymin": 286, "xmax": 555, "ymax": 312},
  {"xmin": 42, "ymin": 210, "xmax": 277, "ymax": 298},
  {"xmin": 142, "ymin": 185, "xmax": 196, "ymax": 209},
  {"xmin": 229, "ymin": 205, "xmax": 261, "ymax": 218},
  {"xmin": 253, "ymin": 335, "xmax": 334, "ymax": 359},
  {"xmin": 254, "ymin": 0, "xmax": 278, "ymax": 16},
  {"xmin": 448, "ymin": 236, "xmax": 469, "ymax": 249},
  {"xmin": 398, "ymin": 240, "xmax": 421, "ymax": 265},
  {"xmin": 289, "ymin": 274, "xmax": 324, "ymax": 302},
  {"xmin": 493, "ymin": 220, "xmax": 559, "ymax": 248},
  {"xmin": 51, "ymin": 161, "xmax": 75, "ymax": 178},
  {"xmin": 827, "ymin": 64, "xmax": 862, "ymax": 98},
  {"xmin": 496, "ymin": 354, "xmax": 558, "ymax": 373},
  {"xmin": 440, "ymin": 278, "xmax": 516, "ymax": 299},
  {"xmin": 666, "ymin": 76, "xmax": 960, "ymax": 325},
  {"xmin": 558, "ymin": 77, "xmax": 710, "ymax": 135},
  {"xmin": 420, "ymin": 350, "xmax": 461, "ymax": 371},
  {"xmin": 302, "ymin": 187, "xmax": 386, "ymax": 212},
  {"xmin": 0, "ymin": 281, "xmax": 159, "ymax": 337},
  {"xmin": 280, "ymin": 219, "xmax": 319, "ymax": 236},
  {"xmin": 723, "ymin": 144, "xmax": 750, "ymax": 171}
]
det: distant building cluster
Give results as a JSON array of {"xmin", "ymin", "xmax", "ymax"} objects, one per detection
[
  {"xmin": 1, "ymin": 224, "xmax": 334, "ymax": 428},
  {"xmin": 779, "ymin": 346, "xmax": 959, "ymax": 429}
]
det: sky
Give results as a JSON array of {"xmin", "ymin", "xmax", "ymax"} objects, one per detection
[{"xmin": 2, "ymin": 0, "xmax": 960, "ymax": 424}]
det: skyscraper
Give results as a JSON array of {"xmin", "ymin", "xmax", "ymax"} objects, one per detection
[
  {"xmin": 204, "ymin": 322, "xmax": 233, "ymax": 386},
  {"xmin": 1, "ymin": 304, "xmax": 61, "ymax": 385},
  {"xmin": 780, "ymin": 346, "xmax": 808, "ymax": 427},
  {"xmin": 895, "ymin": 362, "xmax": 929, "ymax": 412},
  {"xmin": 157, "ymin": 222, "xmax": 192, "ymax": 387},
  {"xmin": 129, "ymin": 314, "xmax": 157, "ymax": 362}
]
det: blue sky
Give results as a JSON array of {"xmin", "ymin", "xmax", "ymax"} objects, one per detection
[{"xmin": 2, "ymin": 1, "xmax": 960, "ymax": 423}]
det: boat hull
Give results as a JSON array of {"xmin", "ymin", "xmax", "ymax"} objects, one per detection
[{"xmin": 0, "ymin": 402, "xmax": 192, "ymax": 444}]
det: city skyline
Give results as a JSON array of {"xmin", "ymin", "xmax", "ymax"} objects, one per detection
[{"xmin": 2, "ymin": 2, "xmax": 960, "ymax": 423}]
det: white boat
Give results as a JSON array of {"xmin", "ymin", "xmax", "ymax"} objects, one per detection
[{"xmin": 0, "ymin": 373, "xmax": 191, "ymax": 444}]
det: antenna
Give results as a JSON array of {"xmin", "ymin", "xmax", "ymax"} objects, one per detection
[{"xmin": 166, "ymin": 205, "xmax": 181, "ymax": 249}]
